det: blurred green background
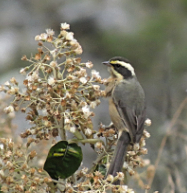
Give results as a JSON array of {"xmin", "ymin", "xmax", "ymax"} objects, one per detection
[{"xmin": 1, "ymin": 0, "xmax": 187, "ymax": 192}]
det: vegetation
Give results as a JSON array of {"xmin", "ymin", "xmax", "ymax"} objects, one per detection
[{"xmin": 0, "ymin": 24, "xmax": 151, "ymax": 193}]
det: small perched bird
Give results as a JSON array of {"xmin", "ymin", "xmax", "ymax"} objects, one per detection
[{"xmin": 103, "ymin": 56, "xmax": 146, "ymax": 184}]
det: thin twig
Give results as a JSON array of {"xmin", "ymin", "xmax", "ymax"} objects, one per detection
[{"xmin": 148, "ymin": 97, "xmax": 187, "ymax": 189}]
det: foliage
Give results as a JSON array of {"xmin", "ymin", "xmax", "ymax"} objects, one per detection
[{"xmin": 44, "ymin": 141, "xmax": 83, "ymax": 180}]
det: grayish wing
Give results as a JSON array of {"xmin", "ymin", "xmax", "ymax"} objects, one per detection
[{"xmin": 113, "ymin": 79, "xmax": 146, "ymax": 143}]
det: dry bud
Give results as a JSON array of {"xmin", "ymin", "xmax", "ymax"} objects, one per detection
[
  {"xmin": 44, "ymin": 177, "xmax": 52, "ymax": 183},
  {"xmin": 0, "ymin": 170, "xmax": 5, "ymax": 178},
  {"xmin": 95, "ymin": 142, "xmax": 103, "ymax": 149},
  {"xmin": 10, "ymin": 77, "xmax": 17, "ymax": 84},
  {"xmin": 50, "ymin": 61, "xmax": 58, "ymax": 67},
  {"xmin": 4, "ymin": 105, "xmax": 14, "ymax": 114},
  {"xmin": 85, "ymin": 61, "xmax": 93, "ymax": 68},
  {"xmin": 116, "ymin": 172, "xmax": 124, "ymax": 181},
  {"xmin": 6, "ymin": 161, "xmax": 13, "ymax": 169},
  {"xmin": 6, "ymin": 176, "xmax": 14, "ymax": 184},
  {"xmin": 5, "ymin": 150, "xmax": 12, "ymax": 158},
  {"xmin": 15, "ymin": 185, "xmax": 24, "ymax": 191},
  {"xmin": 29, "ymin": 150, "xmax": 37, "ymax": 159},
  {"xmin": 21, "ymin": 55, "xmax": 27, "ymax": 61},
  {"xmin": 106, "ymin": 174, "xmax": 114, "ymax": 182},
  {"xmin": 139, "ymin": 138, "xmax": 146, "ymax": 147},
  {"xmin": 85, "ymin": 128, "xmax": 92, "ymax": 136},
  {"xmin": 145, "ymin": 118, "xmax": 151, "ymax": 127},
  {"xmin": 140, "ymin": 148, "xmax": 148, "ymax": 155},
  {"xmin": 143, "ymin": 130, "xmax": 151, "ymax": 138},
  {"xmin": 1, "ymin": 185, "xmax": 8, "ymax": 192},
  {"xmin": 34, "ymin": 177, "xmax": 40, "ymax": 183},
  {"xmin": 128, "ymin": 168, "xmax": 135, "ymax": 176}
]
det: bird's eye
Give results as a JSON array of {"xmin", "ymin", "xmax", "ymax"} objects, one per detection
[{"xmin": 116, "ymin": 64, "xmax": 121, "ymax": 68}]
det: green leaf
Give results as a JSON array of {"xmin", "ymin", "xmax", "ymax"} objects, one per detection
[
  {"xmin": 96, "ymin": 164, "xmax": 106, "ymax": 176},
  {"xmin": 44, "ymin": 141, "xmax": 82, "ymax": 180}
]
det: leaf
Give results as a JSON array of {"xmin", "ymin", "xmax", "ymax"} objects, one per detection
[
  {"xmin": 44, "ymin": 141, "xmax": 82, "ymax": 180},
  {"xmin": 96, "ymin": 164, "xmax": 106, "ymax": 176}
]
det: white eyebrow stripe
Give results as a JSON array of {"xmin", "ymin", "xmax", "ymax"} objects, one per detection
[{"xmin": 113, "ymin": 60, "xmax": 135, "ymax": 76}]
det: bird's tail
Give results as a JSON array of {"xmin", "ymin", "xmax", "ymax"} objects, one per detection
[{"xmin": 107, "ymin": 131, "xmax": 131, "ymax": 184}]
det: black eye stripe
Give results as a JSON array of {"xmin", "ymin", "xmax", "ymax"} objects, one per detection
[{"xmin": 110, "ymin": 63, "xmax": 121, "ymax": 68}]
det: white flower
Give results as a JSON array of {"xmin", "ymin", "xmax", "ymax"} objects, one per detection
[
  {"xmin": 74, "ymin": 45, "xmax": 83, "ymax": 55},
  {"xmin": 81, "ymin": 167, "xmax": 88, "ymax": 175},
  {"xmin": 8, "ymin": 111, "xmax": 15, "ymax": 118},
  {"xmin": 40, "ymin": 33, "xmax": 48, "ymax": 40},
  {"xmin": 93, "ymin": 85, "xmax": 100, "ymax": 91},
  {"xmin": 20, "ymin": 68, "xmax": 26, "ymax": 75},
  {"xmin": 4, "ymin": 105, "xmax": 14, "ymax": 114},
  {"xmin": 85, "ymin": 61, "xmax": 93, "ymax": 68},
  {"xmin": 106, "ymin": 174, "xmax": 114, "ymax": 182},
  {"xmin": 36, "ymin": 88, "xmax": 41, "ymax": 92},
  {"xmin": 80, "ymin": 77, "xmax": 87, "ymax": 84},
  {"xmin": 66, "ymin": 32, "xmax": 74, "ymax": 41},
  {"xmin": 82, "ymin": 105, "xmax": 92, "ymax": 118},
  {"xmin": 95, "ymin": 142, "xmax": 103, "ymax": 149},
  {"xmin": 91, "ymin": 70, "xmax": 100, "ymax": 79},
  {"xmin": 67, "ymin": 74, "xmax": 76, "ymax": 80},
  {"xmin": 50, "ymin": 61, "xmax": 57, "ymax": 67},
  {"xmin": 70, "ymin": 39, "xmax": 78, "ymax": 46},
  {"xmin": 140, "ymin": 139, "xmax": 146, "ymax": 147},
  {"xmin": 65, "ymin": 92, "xmax": 71, "ymax": 99},
  {"xmin": 61, "ymin": 23, "xmax": 70, "ymax": 30},
  {"xmin": 46, "ymin": 29, "xmax": 55, "ymax": 36},
  {"xmin": 27, "ymin": 75, "xmax": 32, "ymax": 82},
  {"xmin": 116, "ymin": 172, "xmax": 124, "ymax": 180},
  {"xmin": 31, "ymin": 71, "xmax": 39, "ymax": 81},
  {"xmin": 134, "ymin": 143, "xmax": 140, "ymax": 150},
  {"xmin": 48, "ymin": 77, "xmax": 55, "ymax": 85},
  {"xmin": 80, "ymin": 101, "xmax": 87, "ymax": 107},
  {"xmin": 143, "ymin": 130, "xmax": 151, "ymax": 138},
  {"xmin": 123, "ymin": 161, "xmax": 128, "ymax": 169},
  {"xmin": 85, "ymin": 128, "xmax": 92, "ymax": 136},
  {"xmin": 9, "ymin": 87, "xmax": 19, "ymax": 94},
  {"xmin": 0, "ymin": 144, "xmax": 3, "ymax": 150},
  {"xmin": 121, "ymin": 185, "xmax": 128, "ymax": 192},
  {"xmin": 79, "ymin": 68, "xmax": 87, "ymax": 76},
  {"xmin": 145, "ymin": 118, "xmax": 152, "ymax": 126},
  {"xmin": 44, "ymin": 120, "xmax": 50, "ymax": 127},
  {"xmin": 50, "ymin": 49, "xmax": 58, "ymax": 58},
  {"xmin": 70, "ymin": 126, "xmax": 76, "ymax": 133},
  {"xmin": 65, "ymin": 117, "xmax": 71, "ymax": 124},
  {"xmin": 90, "ymin": 101, "xmax": 97, "ymax": 109},
  {"xmin": 35, "ymin": 35, "xmax": 41, "ymax": 41},
  {"xmin": 4, "ymin": 81, "xmax": 10, "ymax": 86}
]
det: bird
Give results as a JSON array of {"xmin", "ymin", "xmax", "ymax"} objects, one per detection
[{"xmin": 103, "ymin": 56, "xmax": 146, "ymax": 184}]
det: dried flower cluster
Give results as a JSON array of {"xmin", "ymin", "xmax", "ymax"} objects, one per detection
[
  {"xmin": 56, "ymin": 121, "xmax": 151, "ymax": 192},
  {"xmin": 62, "ymin": 170, "xmax": 135, "ymax": 193},
  {"xmin": 0, "ymin": 94, "xmax": 16, "ymax": 138},
  {"xmin": 0, "ymin": 23, "xmax": 152, "ymax": 192},
  {"xmin": 0, "ymin": 138, "xmax": 52, "ymax": 192},
  {"xmin": 1, "ymin": 23, "xmax": 105, "ymax": 146},
  {"xmin": 94, "ymin": 120, "xmax": 152, "ymax": 190}
]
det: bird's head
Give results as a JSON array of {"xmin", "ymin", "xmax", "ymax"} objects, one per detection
[{"xmin": 103, "ymin": 56, "xmax": 135, "ymax": 80}]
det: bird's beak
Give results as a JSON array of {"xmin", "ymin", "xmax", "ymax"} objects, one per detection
[{"xmin": 102, "ymin": 61, "xmax": 111, "ymax": 67}]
